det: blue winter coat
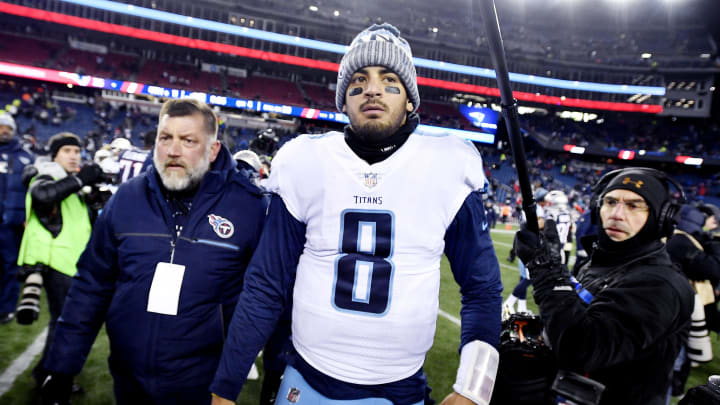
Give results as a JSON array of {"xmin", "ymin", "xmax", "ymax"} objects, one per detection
[
  {"xmin": 0, "ymin": 138, "xmax": 34, "ymax": 226},
  {"xmin": 45, "ymin": 146, "xmax": 266, "ymax": 392}
]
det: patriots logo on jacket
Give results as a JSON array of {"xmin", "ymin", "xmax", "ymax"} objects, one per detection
[{"xmin": 208, "ymin": 214, "xmax": 234, "ymax": 239}]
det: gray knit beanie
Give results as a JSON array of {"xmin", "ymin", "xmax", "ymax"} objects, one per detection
[
  {"xmin": 0, "ymin": 112, "xmax": 16, "ymax": 132},
  {"xmin": 335, "ymin": 23, "xmax": 420, "ymax": 113}
]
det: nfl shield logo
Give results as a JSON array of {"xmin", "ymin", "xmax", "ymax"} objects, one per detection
[
  {"xmin": 286, "ymin": 387, "xmax": 301, "ymax": 403},
  {"xmin": 363, "ymin": 172, "xmax": 378, "ymax": 188}
]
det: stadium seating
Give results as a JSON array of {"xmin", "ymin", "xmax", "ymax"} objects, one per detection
[
  {"xmin": 230, "ymin": 75, "xmax": 305, "ymax": 106},
  {"xmin": 300, "ymin": 82, "xmax": 336, "ymax": 110},
  {"xmin": 0, "ymin": 32, "xmax": 53, "ymax": 67}
]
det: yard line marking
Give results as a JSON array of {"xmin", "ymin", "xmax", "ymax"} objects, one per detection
[
  {"xmin": 500, "ymin": 263, "xmax": 517, "ymax": 272},
  {"xmin": 0, "ymin": 327, "xmax": 47, "ymax": 396},
  {"xmin": 490, "ymin": 228, "xmax": 517, "ymax": 235},
  {"xmin": 438, "ymin": 308, "xmax": 461, "ymax": 327},
  {"xmin": 493, "ymin": 241, "xmax": 512, "ymax": 248}
]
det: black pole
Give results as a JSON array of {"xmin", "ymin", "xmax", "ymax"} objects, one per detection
[{"xmin": 477, "ymin": 0, "xmax": 539, "ymax": 234}]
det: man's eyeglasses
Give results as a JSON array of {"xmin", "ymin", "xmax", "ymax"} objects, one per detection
[{"xmin": 601, "ymin": 196, "xmax": 649, "ymax": 213}]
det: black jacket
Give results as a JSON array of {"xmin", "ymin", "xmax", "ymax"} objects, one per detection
[
  {"xmin": 666, "ymin": 230, "xmax": 720, "ymax": 284},
  {"xmin": 533, "ymin": 239, "xmax": 694, "ymax": 405}
]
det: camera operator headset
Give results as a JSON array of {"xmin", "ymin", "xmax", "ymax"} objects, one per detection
[{"xmin": 588, "ymin": 167, "xmax": 685, "ymax": 237}]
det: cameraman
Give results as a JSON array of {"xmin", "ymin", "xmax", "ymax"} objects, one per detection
[
  {"xmin": 514, "ymin": 168, "xmax": 694, "ymax": 405},
  {"xmin": 16, "ymin": 132, "xmax": 102, "ymax": 386}
]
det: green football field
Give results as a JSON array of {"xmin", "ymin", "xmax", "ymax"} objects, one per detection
[{"xmin": 0, "ymin": 227, "xmax": 717, "ymax": 404}]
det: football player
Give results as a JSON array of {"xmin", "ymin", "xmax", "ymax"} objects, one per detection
[{"xmin": 211, "ymin": 23, "xmax": 502, "ymax": 405}]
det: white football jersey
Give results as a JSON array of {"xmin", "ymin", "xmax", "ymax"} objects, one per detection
[
  {"xmin": 117, "ymin": 148, "xmax": 150, "ymax": 183},
  {"xmin": 545, "ymin": 206, "xmax": 572, "ymax": 246},
  {"xmin": 266, "ymin": 129, "xmax": 486, "ymax": 385}
]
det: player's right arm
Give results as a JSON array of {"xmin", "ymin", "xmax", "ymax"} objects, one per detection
[
  {"xmin": 444, "ymin": 190, "xmax": 503, "ymax": 404},
  {"xmin": 210, "ymin": 194, "xmax": 306, "ymax": 401}
]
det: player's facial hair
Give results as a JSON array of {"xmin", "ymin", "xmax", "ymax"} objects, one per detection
[
  {"xmin": 154, "ymin": 140, "xmax": 211, "ymax": 191},
  {"xmin": 350, "ymin": 102, "xmax": 407, "ymax": 143}
]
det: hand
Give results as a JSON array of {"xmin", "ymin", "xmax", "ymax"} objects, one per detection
[
  {"xmin": 21, "ymin": 164, "xmax": 38, "ymax": 187},
  {"xmin": 513, "ymin": 226, "xmax": 541, "ymax": 265},
  {"xmin": 514, "ymin": 219, "xmax": 562, "ymax": 267},
  {"xmin": 76, "ymin": 163, "xmax": 103, "ymax": 186},
  {"xmin": 40, "ymin": 373, "xmax": 73, "ymax": 405},
  {"xmin": 541, "ymin": 219, "xmax": 563, "ymax": 264},
  {"xmin": 439, "ymin": 392, "xmax": 475, "ymax": 405},
  {"xmin": 211, "ymin": 394, "xmax": 236, "ymax": 405}
]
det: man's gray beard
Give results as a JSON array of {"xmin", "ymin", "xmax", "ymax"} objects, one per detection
[{"xmin": 154, "ymin": 147, "xmax": 211, "ymax": 191}]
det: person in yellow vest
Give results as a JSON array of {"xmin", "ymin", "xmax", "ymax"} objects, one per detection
[{"xmin": 16, "ymin": 132, "xmax": 103, "ymax": 387}]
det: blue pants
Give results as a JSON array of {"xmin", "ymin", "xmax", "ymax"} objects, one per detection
[
  {"xmin": 0, "ymin": 224, "xmax": 22, "ymax": 314},
  {"xmin": 275, "ymin": 366, "xmax": 424, "ymax": 405},
  {"xmin": 511, "ymin": 260, "xmax": 532, "ymax": 300}
]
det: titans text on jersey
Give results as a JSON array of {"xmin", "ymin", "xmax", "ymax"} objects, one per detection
[{"xmin": 353, "ymin": 195, "xmax": 383, "ymax": 205}]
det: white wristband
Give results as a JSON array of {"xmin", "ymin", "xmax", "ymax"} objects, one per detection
[{"xmin": 452, "ymin": 340, "xmax": 499, "ymax": 405}]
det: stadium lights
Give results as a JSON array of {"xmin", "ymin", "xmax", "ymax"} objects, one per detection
[
  {"xmin": 52, "ymin": 0, "xmax": 666, "ymax": 96},
  {"xmin": 700, "ymin": 53, "xmax": 711, "ymax": 59},
  {"xmin": 641, "ymin": 53, "xmax": 652, "ymax": 59},
  {"xmin": 0, "ymin": 2, "xmax": 663, "ymax": 113},
  {"xmin": 333, "ymin": 10, "xmax": 340, "ymax": 17},
  {"xmin": 563, "ymin": 145, "xmax": 586, "ymax": 154},
  {"xmin": 676, "ymin": 156, "xmax": 704, "ymax": 166},
  {"xmin": 308, "ymin": 5, "xmax": 318, "ymax": 12}
]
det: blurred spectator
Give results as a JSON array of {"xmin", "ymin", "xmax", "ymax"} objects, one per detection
[
  {"xmin": 233, "ymin": 149, "xmax": 262, "ymax": 187},
  {"xmin": 666, "ymin": 205, "xmax": 720, "ymax": 395},
  {"xmin": 667, "ymin": 205, "xmax": 720, "ymax": 333},
  {"xmin": 0, "ymin": 112, "xmax": 35, "ymax": 324}
]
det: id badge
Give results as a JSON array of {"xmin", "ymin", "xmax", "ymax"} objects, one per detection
[{"xmin": 147, "ymin": 262, "xmax": 186, "ymax": 315}]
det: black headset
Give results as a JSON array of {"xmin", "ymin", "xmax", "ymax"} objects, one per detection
[{"xmin": 590, "ymin": 167, "xmax": 686, "ymax": 238}]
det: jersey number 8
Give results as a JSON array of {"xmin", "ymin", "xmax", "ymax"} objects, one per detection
[{"xmin": 333, "ymin": 210, "xmax": 395, "ymax": 316}]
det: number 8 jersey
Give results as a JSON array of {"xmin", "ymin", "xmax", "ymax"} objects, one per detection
[{"xmin": 266, "ymin": 129, "xmax": 487, "ymax": 385}]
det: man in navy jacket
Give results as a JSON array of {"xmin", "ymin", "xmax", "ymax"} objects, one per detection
[
  {"xmin": 41, "ymin": 98, "xmax": 266, "ymax": 405},
  {"xmin": 0, "ymin": 112, "xmax": 34, "ymax": 324}
]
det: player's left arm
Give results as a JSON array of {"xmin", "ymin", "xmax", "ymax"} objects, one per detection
[{"xmin": 443, "ymin": 190, "xmax": 503, "ymax": 404}]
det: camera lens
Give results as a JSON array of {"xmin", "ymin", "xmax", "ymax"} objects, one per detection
[{"xmin": 16, "ymin": 272, "xmax": 43, "ymax": 325}]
